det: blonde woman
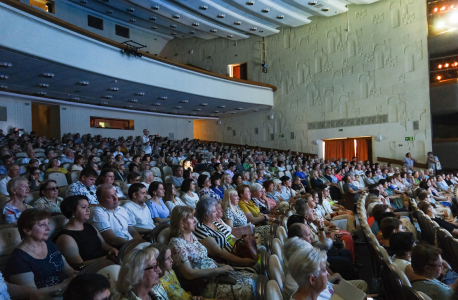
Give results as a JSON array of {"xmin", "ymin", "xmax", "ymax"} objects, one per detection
[
  {"xmin": 168, "ymin": 206, "xmax": 256, "ymax": 300},
  {"xmin": 220, "ymin": 174, "xmax": 233, "ymax": 191},
  {"xmin": 116, "ymin": 245, "xmax": 168, "ymax": 300},
  {"xmin": 140, "ymin": 170, "xmax": 155, "ymax": 191}
]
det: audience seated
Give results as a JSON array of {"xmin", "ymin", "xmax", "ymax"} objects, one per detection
[
  {"xmin": 63, "ymin": 273, "xmax": 111, "ymax": 300},
  {"xmin": 163, "ymin": 182, "xmax": 185, "ymax": 212},
  {"xmin": 0, "ymin": 163, "xmax": 21, "ymax": 195},
  {"xmin": 168, "ymin": 206, "xmax": 256, "ymax": 300},
  {"xmin": 147, "ymin": 182, "xmax": 170, "ymax": 224},
  {"xmin": 47, "ymin": 157, "xmax": 68, "ymax": 174},
  {"xmin": 33, "ymin": 179, "xmax": 63, "ymax": 213},
  {"xmin": 90, "ymin": 184, "xmax": 142, "ymax": 248},
  {"xmin": 66, "ymin": 167, "xmax": 99, "ymax": 204},
  {"xmin": 180, "ymin": 178, "xmax": 199, "ymax": 208},
  {"xmin": 96, "ymin": 169, "xmax": 126, "ymax": 199},
  {"xmin": 2, "ymin": 177, "xmax": 31, "ymax": 224},
  {"xmin": 4, "ymin": 209, "xmax": 77, "ymax": 298},
  {"xmin": 172, "ymin": 165, "xmax": 184, "ymax": 187},
  {"xmin": 379, "ymin": 217, "xmax": 403, "ymax": 255},
  {"xmin": 56, "ymin": 195, "xmax": 119, "ymax": 270},
  {"xmin": 210, "ymin": 174, "xmax": 225, "ymax": 200},
  {"xmin": 140, "ymin": 170, "xmax": 155, "ymax": 191},
  {"xmin": 122, "ymin": 183, "xmax": 156, "ymax": 233},
  {"xmin": 389, "ymin": 232, "xmax": 416, "ymax": 280}
]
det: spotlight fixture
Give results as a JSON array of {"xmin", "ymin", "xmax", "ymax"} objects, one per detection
[
  {"xmin": 101, "ymin": 102, "xmax": 108, "ymax": 105},
  {"xmin": 189, "ymin": 31, "xmax": 196, "ymax": 34},
  {"xmin": 200, "ymin": 103, "xmax": 208, "ymax": 106},
  {"xmin": 250, "ymin": 27, "xmax": 257, "ymax": 31},
  {"xmin": 153, "ymin": 103, "xmax": 161, "ymax": 106},
  {"xmin": 78, "ymin": 81, "xmax": 90, "ymax": 86},
  {"xmin": 151, "ymin": 6, "xmax": 159, "ymax": 10},
  {"xmin": 80, "ymin": 0, "xmax": 87, "ymax": 3},
  {"xmin": 277, "ymin": 15, "xmax": 285, "ymax": 19},
  {"xmin": 129, "ymin": 99, "xmax": 138, "ymax": 103},
  {"xmin": 135, "ymin": 92, "xmax": 145, "ymax": 96},
  {"xmin": 234, "ymin": 21, "xmax": 242, "ymax": 25},
  {"xmin": 217, "ymin": 14, "xmax": 225, "ymax": 18},
  {"xmin": 213, "ymin": 110, "xmax": 220, "ymax": 113},
  {"xmin": 150, "ymin": 17, "xmax": 156, "ymax": 20},
  {"xmin": 438, "ymin": 64, "xmax": 443, "ymax": 69},
  {"xmin": 170, "ymin": 24, "xmax": 177, "ymax": 28},
  {"xmin": 174, "ymin": 106, "xmax": 182, "ymax": 109},
  {"xmin": 173, "ymin": 15, "xmax": 180, "ymax": 19},
  {"xmin": 71, "ymin": 97, "xmax": 80, "ymax": 101},
  {"xmin": 41, "ymin": 73, "xmax": 55, "ymax": 78},
  {"xmin": 246, "ymin": 1, "xmax": 255, "ymax": 5},
  {"xmin": 261, "ymin": 8, "xmax": 270, "ymax": 13},
  {"xmin": 159, "ymin": 96, "xmax": 168, "ymax": 100},
  {"xmin": 126, "ymin": 105, "xmax": 133, "ymax": 108},
  {"xmin": 0, "ymin": 85, "xmax": 8, "ymax": 89},
  {"xmin": 0, "ymin": 75, "xmax": 9, "ymax": 80},
  {"xmin": 109, "ymin": 87, "xmax": 119, "ymax": 91},
  {"xmin": 192, "ymin": 22, "xmax": 199, "ymax": 26},
  {"xmin": 308, "ymin": 1, "xmax": 317, "ymax": 5},
  {"xmin": 227, "ymin": 35, "xmax": 234, "ymax": 38},
  {"xmin": 129, "ymin": 19, "xmax": 136, "ymax": 23},
  {"xmin": 252, "ymin": 109, "xmax": 259, "ymax": 112},
  {"xmin": 104, "ymin": 95, "xmax": 113, "ymax": 99},
  {"xmin": 152, "ymin": 26, "xmax": 157, "ymax": 29},
  {"xmin": 321, "ymin": 8, "xmax": 329, "ymax": 11},
  {"xmin": 210, "ymin": 29, "xmax": 218, "ymax": 33},
  {"xmin": 236, "ymin": 107, "xmax": 243, "ymax": 110},
  {"xmin": 127, "ymin": 8, "xmax": 135, "ymax": 12},
  {"xmin": 180, "ymin": 100, "xmax": 189, "ymax": 103},
  {"xmin": 194, "ymin": 108, "xmax": 201, "ymax": 111},
  {"xmin": 150, "ymin": 108, "xmax": 157, "ymax": 111},
  {"xmin": 218, "ymin": 105, "xmax": 226, "ymax": 108},
  {"xmin": 437, "ymin": 75, "xmax": 442, "ymax": 80},
  {"xmin": 0, "ymin": 62, "xmax": 12, "ymax": 68},
  {"xmin": 171, "ymin": 32, "xmax": 177, "ymax": 36},
  {"xmin": 259, "ymin": 30, "xmax": 264, "ymax": 33},
  {"xmin": 199, "ymin": 5, "xmax": 208, "ymax": 10},
  {"xmin": 36, "ymin": 92, "xmax": 47, "ymax": 96},
  {"xmin": 445, "ymin": 63, "xmax": 450, "ymax": 67},
  {"xmin": 106, "ymin": 10, "xmax": 113, "ymax": 14},
  {"xmin": 38, "ymin": 83, "xmax": 49, "ymax": 88}
]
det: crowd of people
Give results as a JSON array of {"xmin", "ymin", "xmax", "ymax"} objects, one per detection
[{"xmin": 0, "ymin": 128, "xmax": 457, "ymax": 300}]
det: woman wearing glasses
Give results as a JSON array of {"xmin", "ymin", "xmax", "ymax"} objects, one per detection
[
  {"xmin": 2, "ymin": 177, "xmax": 31, "ymax": 224},
  {"xmin": 33, "ymin": 179, "xmax": 63, "ymax": 213},
  {"xmin": 116, "ymin": 245, "xmax": 168, "ymax": 300},
  {"xmin": 28, "ymin": 167, "xmax": 42, "ymax": 192}
]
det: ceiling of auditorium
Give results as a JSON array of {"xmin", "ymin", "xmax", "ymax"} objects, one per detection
[
  {"xmin": 0, "ymin": 48, "xmax": 271, "ymax": 117},
  {"xmin": 70, "ymin": 0, "xmax": 380, "ymax": 40}
]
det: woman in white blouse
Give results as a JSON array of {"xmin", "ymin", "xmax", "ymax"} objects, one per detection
[
  {"xmin": 180, "ymin": 178, "xmax": 199, "ymax": 208},
  {"xmin": 163, "ymin": 182, "xmax": 185, "ymax": 212},
  {"xmin": 140, "ymin": 170, "xmax": 155, "ymax": 191}
]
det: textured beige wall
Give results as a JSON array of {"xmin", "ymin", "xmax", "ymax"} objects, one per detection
[{"xmin": 162, "ymin": 0, "xmax": 432, "ymax": 163}]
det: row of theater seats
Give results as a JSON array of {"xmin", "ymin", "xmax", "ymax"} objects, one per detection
[{"xmin": 356, "ymin": 193, "xmax": 435, "ymax": 300}]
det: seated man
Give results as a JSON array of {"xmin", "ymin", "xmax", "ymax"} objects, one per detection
[
  {"xmin": 127, "ymin": 172, "xmax": 141, "ymax": 188},
  {"xmin": 65, "ymin": 168, "xmax": 99, "ymax": 204},
  {"xmin": 379, "ymin": 217, "xmax": 403, "ymax": 255},
  {"xmin": 0, "ymin": 155, "xmax": 18, "ymax": 175},
  {"xmin": 224, "ymin": 162, "xmax": 236, "ymax": 178},
  {"xmin": 123, "ymin": 183, "xmax": 155, "ymax": 233},
  {"xmin": 60, "ymin": 148, "xmax": 75, "ymax": 163},
  {"xmin": 63, "ymin": 273, "xmax": 111, "ymax": 300},
  {"xmin": 90, "ymin": 184, "xmax": 142, "ymax": 248},
  {"xmin": 0, "ymin": 164, "xmax": 21, "ymax": 195},
  {"xmin": 172, "ymin": 165, "xmax": 184, "ymax": 187}
]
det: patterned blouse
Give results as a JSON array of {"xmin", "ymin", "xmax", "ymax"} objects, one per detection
[
  {"xmin": 197, "ymin": 187, "xmax": 221, "ymax": 201},
  {"xmin": 169, "ymin": 233, "xmax": 218, "ymax": 270},
  {"xmin": 223, "ymin": 206, "xmax": 248, "ymax": 227},
  {"xmin": 2, "ymin": 202, "xmax": 32, "ymax": 224},
  {"xmin": 33, "ymin": 197, "xmax": 63, "ymax": 213},
  {"xmin": 159, "ymin": 270, "xmax": 196, "ymax": 300}
]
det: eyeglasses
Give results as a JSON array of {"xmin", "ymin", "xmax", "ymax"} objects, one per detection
[
  {"xmin": 45, "ymin": 187, "xmax": 58, "ymax": 191},
  {"xmin": 144, "ymin": 264, "xmax": 160, "ymax": 272}
]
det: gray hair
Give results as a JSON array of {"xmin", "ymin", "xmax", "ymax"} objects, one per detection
[
  {"xmin": 140, "ymin": 170, "xmax": 153, "ymax": 182},
  {"xmin": 284, "ymin": 237, "xmax": 313, "ymax": 262},
  {"xmin": 195, "ymin": 196, "xmax": 217, "ymax": 222},
  {"xmin": 289, "ymin": 247, "xmax": 327, "ymax": 286},
  {"xmin": 7, "ymin": 177, "xmax": 28, "ymax": 196},
  {"xmin": 249, "ymin": 183, "xmax": 263, "ymax": 194},
  {"xmin": 294, "ymin": 198, "xmax": 310, "ymax": 216}
]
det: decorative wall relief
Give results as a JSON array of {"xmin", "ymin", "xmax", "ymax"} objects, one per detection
[
  {"xmin": 390, "ymin": 0, "xmax": 401, "ymax": 28},
  {"xmin": 373, "ymin": 13, "xmax": 385, "ymax": 24},
  {"xmin": 356, "ymin": 9, "xmax": 367, "ymax": 20}
]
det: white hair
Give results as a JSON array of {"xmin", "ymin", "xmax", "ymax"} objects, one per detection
[
  {"xmin": 283, "ymin": 237, "xmax": 313, "ymax": 262},
  {"xmin": 289, "ymin": 247, "xmax": 327, "ymax": 286},
  {"xmin": 249, "ymin": 183, "xmax": 263, "ymax": 193}
]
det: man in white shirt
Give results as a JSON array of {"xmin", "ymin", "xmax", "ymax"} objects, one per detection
[
  {"xmin": 142, "ymin": 129, "xmax": 152, "ymax": 154},
  {"xmin": 112, "ymin": 145, "xmax": 124, "ymax": 157},
  {"xmin": 123, "ymin": 183, "xmax": 155, "ymax": 233},
  {"xmin": 0, "ymin": 164, "xmax": 21, "ymax": 195},
  {"xmin": 91, "ymin": 184, "xmax": 142, "ymax": 248},
  {"xmin": 224, "ymin": 162, "xmax": 236, "ymax": 178}
]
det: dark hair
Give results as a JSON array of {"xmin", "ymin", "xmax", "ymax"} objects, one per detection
[
  {"xmin": 389, "ymin": 232, "xmax": 415, "ymax": 256},
  {"xmin": 372, "ymin": 204, "xmax": 390, "ymax": 223},
  {"xmin": 128, "ymin": 183, "xmax": 146, "ymax": 199},
  {"xmin": 127, "ymin": 172, "xmax": 140, "ymax": 183},
  {"xmin": 80, "ymin": 167, "xmax": 98, "ymax": 179},
  {"xmin": 411, "ymin": 243, "xmax": 442, "ymax": 275},
  {"xmin": 378, "ymin": 179, "xmax": 386, "ymax": 186},
  {"xmin": 181, "ymin": 178, "xmax": 195, "ymax": 193},
  {"xmin": 155, "ymin": 243, "xmax": 171, "ymax": 274},
  {"xmin": 148, "ymin": 181, "xmax": 163, "ymax": 196},
  {"xmin": 63, "ymin": 273, "xmax": 111, "ymax": 300},
  {"xmin": 419, "ymin": 181, "xmax": 429, "ymax": 190},
  {"xmin": 419, "ymin": 202, "xmax": 432, "ymax": 214},
  {"xmin": 213, "ymin": 162, "xmax": 222, "ymax": 170},
  {"xmin": 236, "ymin": 184, "xmax": 250, "ymax": 198},
  {"xmin": 418, "ymin": 192, "xmax": 429, "ymax": 201},
  {"xmin": 38, "ymin": 179, "xmax": 57, "ymax": 197},
  {"xmin": 232, "ymin": 173, "xmax": 242, "ymax": 185},
  {"xmin": 174, "ymin": 165, "xmax": 183, "ymax": 175},
  {"xmin": 365, "ymin": 171, "xmax": 372, "ymax": 176},
  {"xmin": 262, "ymin": 179, "xmax": 274, "ymax": 191},
  {"xmin": 286, "ymin": 214, "xmax": 306, "ymax": 230},
  {"xmin": 95, "ymin": 168, "xmax": 114, "ymax": 186},
  {"xmin": 280, "ymin": 176, "xmax": 290, "ymax": 183},
  {"xmin": 228, "ymin": 162, "xmax": 236, "ymax": 168},
  {"xmin": 380, "ymin": 217, "xmax": 401, "ymax": 239},
  {"xmin": 197, "ymin": 174, "xmax": 209, "ymax": 188},
  {"xmin": 343, "ymin": 175, "xmax": 352, "ymax": 183},
  {"xmin": 28, "ymin": 167, "xmax": 41, "ymax": 180},
  {"xmin": 17, "ymin": 209, "xmax": 51, "ymax": 239},
  {"xmin": 128, "ymin": 163, "xmax": 139, "ymax": 172},
  {"xmin": 288, "ymin": 223, "xmax": 305, "ymax": 239},
  {"xmin": 210, "ymin": 174, "xmax": 220, "ymax": 187},
  {"xmin": 60, "ymin": 195, "xmax": 89, "ymax": 219}
]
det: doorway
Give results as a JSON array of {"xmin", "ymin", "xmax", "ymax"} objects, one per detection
[
  {"xmin": 323, "ymin": 137, "xmax": 373, "ymax": 162},
  {"xmin": 31, "ymin": 103, "xmax": 60, "ymax": 139},
  {"xmin": 228, "ymin": 62, "xmax": 248, "ymax": 80}
]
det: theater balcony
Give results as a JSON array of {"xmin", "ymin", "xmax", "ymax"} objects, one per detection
[{"xmin": 0, "ymin": 0, "xmax": 275, "ymax": 118}]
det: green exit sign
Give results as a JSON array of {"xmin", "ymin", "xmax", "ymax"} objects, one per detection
[
  {"xmin": 405, "ymin": 137, "xmax": 414, "ymax": 141},
  {"xmin": 227, "ymin": 127, "xmax": 231, "ymax": 130},
  {"xmin": 279, "ymin": 134, "xmax": 285, "ymax": 138},
  {"xmin": 339, "ymin": 129, "xmax": 343, "ymax": 132}
]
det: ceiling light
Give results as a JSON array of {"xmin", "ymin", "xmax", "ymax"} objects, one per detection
[
  {"xmin": 434, "ymin": 7, "xmax": 438, "ymax": 12},
  {"xmin": 438, "ymin": 64, "xmax": 443, "ymax": 69},
  {"xmin": 436, "ymin": 20, "xmax": 446, "ymax": 29},
  {"xmin": 200, "ymin": 103, "xmax": 208, "ymax": 106},
  {"xmin": 173, "ymin": 15, "xmax": 180, "ymax": 19},
  {"xmin": 170, "ymin": 24, "xmax": 177, "ymax": 28},
  {"xmin": 41, "ymin": 73, "xmax": 55, "ymax": 78},
  {"xmin": 445, "ymin": 63, "xmax": 450, "ymax": 67},
  {"xmin": 135, "ymin": 92, "xmax": 145, "ymax": 96},
  {"xmin": 153, "ymin": 103, "xmax": 161, "ymax": 106},
  {"xmin": 213, "ymin": 110, "xmax": 220, "ymax": 113},
  {"xmin": 0, "ymin": 62, "xmax": 12, "ymax": 68},
  {"xmin": 217, "ymin": 14, "xmax": 225, "ymax": 18},
  {"xmin": 71, "ymin": 97, "xmax": 80, "ymax": 101},
  {"xmin": 152, "ymin": 26, "xmax": 157, "ymax": 29},
  {"xmin": 0, "ymin": 85, "xmax": 7, "ymax": 89},
  {"xmin": 127, "ymin": 8, "xmax": 135, "ymax": 12},
  {"xmin": 101, "ymin": 102, "xmax": 108, "ymax": 105},
  {"xmin": 129, "ymin": 19, "xmax": 136, "ymax": 23},
  {"xmin": 277, "ymin": 15, "xmax": 285, "ymax": 19},
  {"xmin": 129, "ymin": 99, "xmax": 138, "ymax": 103},
  {"xmin": 150, "ymin": 108, "xmax": 157, "ymax": 111},
  {"xmin": 321, "ymin": 8, "xmax": 329, "ymax": 11},
  {"xmin": 171, "ymin": 33, "xmax": 177, "ymax": 36},
  {"xmin": 174, "ymin": 106, "xmax": 182, "ymax": 109},
  {"xmin": 180, "ymin": 100, "xmax": 189, "ymax": 103},
  {"xmin": 210, "ymin": 29, "xmax": 217, "ymax": 33},
  {"xmin": 199, "ymin": 5, "xmax": 208, "ymax": 10},
  {"xmin": 437, "ymin": 75, "xmax": 442, "ymax": 80},
  {"xmin": 227, "ymin": 35, "xmax": 234, "ymax": 38},
  {"xmin": 218, "ymin": 105, "xmax": 226, "ymax": 108},
  {"xmin": 194, "ymin": 108, "xmax": 201, "ymax": 111},
  {"xmin": 308, "ymin": 1, "xmax": 317, "ymax": 5},
  {"xmin": 236, "ymin": 107, "xmax": 243, "ymax": 110},
  {"xmin": 104, "ymin": 95, "xmax": 113, "ymax": 99},
  {"xmin": 192, "ymin": 22, "xmax": 199, "ymax": 26},
  {"xmin": 78, "ymin": 81, "xmax": 89, "ymax": 86},
  {"xmin": 250, "ymin": 27, "xmax": 257, "ymax": 31},
  {"xmin": 150, "ymin": 17, "xmax": 156, "ymax": 21},
  {"xmin": 106, "ymin": 10, "xmax": 113, "ymax": 14},
  {"xmin": 246, "ymin": 1, "xmax": 255, "ymax": 5},
  {"xmin": 126, "ymin": 105, "xmax": 133, "ymax": 108},
  {"xmin": 0, "ymin": 75, "xmax": 9, "ymax": 80},
  {"xmin": 36, "ymin": 92, "xmax": 47, "ymax": 96},
  {"xmin": 189, "ymin": 31, "xmax": 196, "ymax": 34},
  {"xmin": 109, "ymin": 87, "xmax": 119, "ymax": 91},
  {"xmin": 449, "ymin": 11, "xmax": 458, "ymax": 23},
  {"xmin": 261, "ymin": 8, "xmax": 270, "ymax": 13},
  {"xmin": 151, "ymin": 6, "xmax": 159, "ymax": 10},
  {"xmin": 234, "ymin": 21, "xmax": 242, "ymax": 25},
  {"xmin": 159, "ymin": 96, "xmax": 168, "ymax": 100},
  {"xmin": 38, "ymin": 83, "xmax": 49, "ymax": 88}
]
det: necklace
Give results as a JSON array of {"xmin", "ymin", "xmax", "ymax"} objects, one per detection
[{"xmin": 24, "ymin": 242, "xmax": 45, "ymax": 259}]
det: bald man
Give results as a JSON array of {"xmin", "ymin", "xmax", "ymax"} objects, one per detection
[{"xmin": 90, "ymin": 184, "xmax": 142, "ymax": 248}]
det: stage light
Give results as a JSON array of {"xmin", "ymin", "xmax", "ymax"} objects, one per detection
[
  {"xmin": 436, "ymin": 21, "xmax": 446, "ymax": 29},
  {"xmin": 437, "ymin": 75, "xmax": 442, "ymax": 80},
  {"xmin": 445, "ymin": 63, "xmax": 450, "ymax": 67},
  {"xmin": 434, "ymin": 7, "xmax": 438, "ymax": 12},
  {"xmin": 438, "ymin": 64, "xmax": 443, "ymax": 69}
]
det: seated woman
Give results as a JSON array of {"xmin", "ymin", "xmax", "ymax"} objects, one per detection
[
  {"xmin": 293, "ymin": 165, "xmax": 308, "ymax": 186},
  {"xmin": 140, "ymin": 170, "xmax": 155, "ymax": 191},
  {"xmin": 4, "ymin": 209, "xmax": 76, "ymax": 298},
  {"xmin": 71, "ymin": 155, "xmax": 85, "ymax": 171},
  {"xmin": 249, "ymin": 183, "xmax": 271, "ymax": 214},
  {"xmin": 364, "ymin": 171, "xmax": 377, "ymax": 185},
  {"xmin": 114, "ymin": 161, "xmax": 127, "ymax": 182},
  {"xmin": 280, "ymin": 176, "xmax": 298, "ymax": 203},
  {"xmin": 264, "ymin": 179, "xmax": 285, "ymax": 203},
  {"xmin": 343, "ymin": 175, "xmax": 366, "ymax": 203},
  {"xmin": 419, "ymin": 202, "xmax": 458, "ymax": 237},
  {"xmin": 3, "ymin": 177, "xmax": 32, "ymax": 224},
  {"xmin": 180, "ymin": 178, "xmax": 199, "ymax": 208},
  {"xmin": 168, "ymin": 205, "xmax": 256, "ymax": 300},
  {"xmin": 232, "ymin": 174, "xmax": 243, "ymax": 188},
  {"xmin": 163, "ymin": 182, "xmax": 186, "ymax": 212},
  {"xmin": 283, "ymin": 237, "xmax": 314, "ymax": 298},
  {"xmin": 289, "ymin": 247, "xmax": 329, "ymax": 300},
  {"xmin": 116, "ymin": 245, "xmax": 168, "ymax": 300},
  {"xmin": 46, "ymin": 157, "xmax": 68, "ymax": 174},
  {"xmin": 316, "ymin": 188, "xmax": 356, "ymax": 235},
  {"xmin": 33, "ymin": 179, "xmax": 63, "ymax": 213},
  {"xmin": 220, "ymin": 174, "xmax": 233, "ymax": 191},
  {"xmin": 96, "ymin": 169, "xmax": 126, "ymax": 199},
  {"xmin": 389, "ymin": 232, "xmax": 416, "ymax": 280},
  {"xmin": 147, "ymin": 182, "xmax": 170, "ymax": 224},
  {"xmin": 194, "ymin": 197, "xmax": 259, "ymax": 273},
  {"xmin": 410, "ymin": 244, "xmax": 455, "ymax": 299},
  {"xmin": 56, "ymin": 195, "xmax": 118, "ymax": 270},
  {"xmin": 28, "ymin": 167, "xmax": 42, "ymax": 192},
  {"xmin": 210, "ymin": 175, "xmax": 225, "ymax": 200},
  {"xmin": 197, "ymin": 175, "xmax": 221, "ymax": 201},
  {"xmin": 417, "ymin": 191, "xmax": 453, "ymax": 220}
]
